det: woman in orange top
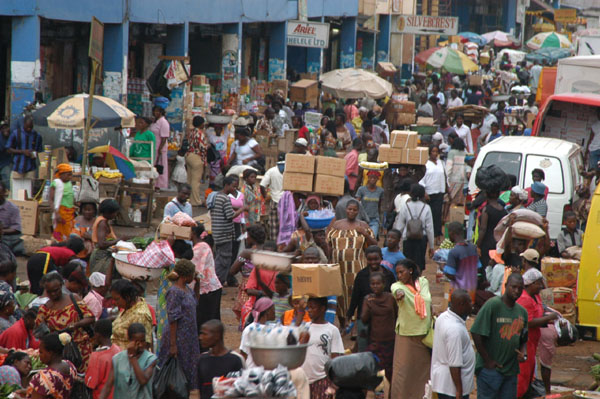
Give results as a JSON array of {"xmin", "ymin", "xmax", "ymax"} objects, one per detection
[
  {"xmin": 282, "ymin": 296, "xmax": 311, "ymax": 326},
  {"xmin": 89, "ymin": 199, "xmax": 119, "ymax": 277}
]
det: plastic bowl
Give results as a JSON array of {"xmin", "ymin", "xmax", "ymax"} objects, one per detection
[
  {"xmin": 205, "ymin": 114, "xmax": 233, "ymax": 125},
  {"xmin": 304, "ymin": 215, "xmax": 334, "ymax": 230},
  {"xmin": 249, "ymin": 344, "xmax": 308, "ymax": 370},
  {"xmin": 112, "ymin": 253, "xmax": 164, "ymax": 281},
  {"xmin": 250, "ymin": 251, "xmax": 294, "ymax": 272}
]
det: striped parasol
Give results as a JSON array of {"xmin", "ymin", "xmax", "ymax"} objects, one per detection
[
  {"xmin": 526, "ymin": 32, "xmax": 572, "ymax": 50},
  {"xmin": 415, "ymin": 47, "xmax": 478, "ymax": 75},
  {"xmin": 89, "ymin": 145, "xmax": 136, "ymax": 180}
]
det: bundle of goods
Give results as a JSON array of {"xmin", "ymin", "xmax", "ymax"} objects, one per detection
[
  {"xmin": 325, "ymin": 352, "xmax": 383, "ymax": 391},
  {"xmin": 378, "ymin": 131, "xmax": 427, "ymax": 165},
  {"xmin": 113, "ymin": 240, "xmax": 175, "ymax": 280},
  {"xmin": 494, "ymin": 209, "xmax": 546, "ymax": 254},
  {"xmin": 282, "ymin": 154, "xmax": 346, "ymax": 196},
  {"xmin": 475, "ymin": 165, "xmax": 508, "ymax": 193},
  {"xmin": 385, "ymin": 100, "xmax": 416, "ymax": 127},
  {"xmin": 159, "ymin": 211, "xmax": 196, "ymax": 240},
  {"xmin": 213, "ymin": 365, "xmax": 297, "ymax": 398},
  {"xmin": 359, "ymin": 161, "xmax": 389, "ymax": 171},
  {"xmin": 250, "ymin": 250, "xmax": 295, "ymax": 272}
]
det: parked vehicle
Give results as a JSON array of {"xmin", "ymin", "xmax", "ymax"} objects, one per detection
[{"xmin": 555, "ymin": 55, "xmax": 600, "ymax": 95}]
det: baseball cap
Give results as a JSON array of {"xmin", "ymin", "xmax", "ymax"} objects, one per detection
[
  {"xmin": 523, "ymin": 268, "xmax": 544, "ymax": 285},
  {"xmin": 520, "ymin": 248, "xmax": 540, "ymax": 263},
  {"xmin": 432, "ymin": 132, "xmax": 444, "ymax": 141}
]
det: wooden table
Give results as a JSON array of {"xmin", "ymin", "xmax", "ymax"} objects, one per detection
[{"xmin": 115, "ymin": 180, "xmax": 154, "ymax": 228}]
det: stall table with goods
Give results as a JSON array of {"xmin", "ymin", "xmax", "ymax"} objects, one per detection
[{"xmin": 115, "ymin": 179, "xmax": 155, "ymax": 228}]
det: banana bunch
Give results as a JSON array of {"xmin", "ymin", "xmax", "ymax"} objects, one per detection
[
  {"xmin": 94, "ymin": 171, "xmax": 123, "ymax": 179},
  {"xmin": 359, "ymin": 161, "xmax": 389, "ymax": 170}
]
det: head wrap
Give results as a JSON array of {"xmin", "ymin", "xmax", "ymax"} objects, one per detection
[
  {"xmin": 523, "ymin": 268, "xmax": 544, "ymax": 286},
  {"xmin": 0, "ymin": 289, "xmax": 14, "ymax": 310},
  {"xmin": 295, "ymin": 138, "xmax": 308, "ymax": 147},
  {"xmin": 55, "ymin": 163, "xmax": 73, "ymax": 178},
  {"xmin": 89, "ymin": 272, "xmax": 106, "ymax": 288},
  {"xmin": 306, "ymin": 195, "xmax": 321, "ymax": 207},
  {"xmin": 511, "ymin": 186, "xmax": 528, "ymax": 201},
  {"xmin": 367, "ymin": 170, "xmax": 381, "ymax": 178},
  {"xmin": 252, "ymin": 297, "xmax": 274, "ymax": 322}
]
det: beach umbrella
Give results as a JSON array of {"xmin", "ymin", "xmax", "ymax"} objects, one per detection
[
  {"xmin": 415, "ymin": 47, "xmax": 478, "ymax": 75},
  {"xmin": 32, "ymin": 93, "xmax": 135, "ymax": 130},
  {"xmin": 525, "ymin": 47, "xmax": 573, "ymax": 64},
  {"xmin": 319, "ymin": 68, "xmax": 393, "ymax": 99},
  {"xmin": 458, "ymin": 32, "xmax": 487, "ymax": 46},
  {"xmin": 89, "ymin": 145, "xmax": 136, "ymax": 180},
  {"xmin": 482, "ymin": 30, "xmax": 518, "ymax": 47},
  {"xmin": 527, "ymin": 32, "xmax": 572, "ymax": 50}
]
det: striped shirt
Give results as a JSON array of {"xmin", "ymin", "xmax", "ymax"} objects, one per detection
[
  {"xmin": 527, "ymin": 199, "xmax": 548, "ymax": 218},
  {"xmin": 7, "ymin": 128, "xmax": 43, "ymax": 174},
  {"xmin": 210, "ymin": 192, "xmax": 235, "ymax": 244}
]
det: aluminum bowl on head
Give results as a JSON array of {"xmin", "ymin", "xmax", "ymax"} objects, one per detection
[
  {"xmin": 250, "ymin": 250, "xmax": 295, "ymax": 272},
  {"xmin": 249, "ymin": 344, "xmax": 309, "ymax": 370},
  {"xmin": 112, "ymin": 253, "xmax": 164, "ymax": 281}
]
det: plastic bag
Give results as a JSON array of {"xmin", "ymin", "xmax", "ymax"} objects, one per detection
[
  {"xmin": 475, "ymin": 165, "xmax": 508, "ymax": 192},
  {"xmin": 152, "ymin": 357, "xmax": 189, "ymax": 399},
  {"xmin": 171, "ymin": 211, "xmax": 196, "ymax": 227},
  {"xmin": 63, "ymin": 341, "xmax": 82, "ymax": 371},
  {"xmin": 325, "ymin": 352, "xmax": 382, "ymax": 390}
]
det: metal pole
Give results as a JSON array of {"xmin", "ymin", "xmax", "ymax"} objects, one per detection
[{"xmin": 82, "ymin": 60, "xmax": 98, "ymax": 176}]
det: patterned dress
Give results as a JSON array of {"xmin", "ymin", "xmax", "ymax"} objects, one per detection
[
  {"xmin": 241, "ymin": 182, "xmax": 265, "ymax": 226},
  {"xmin": 36, "ymin": 302, "xmax": 94, "ymax": 372},
  {"xmin": 111, "ymin": 298, "xmax": 153, "ymax": 351},
  {"xmin": 157, "ymin": 286, "xmax": 199, "ymax": 390},
  {"xmin": 327, "ymin": 227, "xmax": 374, "ymax": 315},
  {"xmin": 27, "ymin": 361, "xmax": 78, "ymax": 399},
  {"xmin": 232, "ymin": 259, "xmax": 255, "ymax": 326},
  {"xmin": 156, "ymin": 263, "xmax": 175, "ymax": 345}
]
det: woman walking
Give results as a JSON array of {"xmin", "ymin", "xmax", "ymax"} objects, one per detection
[
  {"xmin": 49, "ymin": 164, "xmax": 76, "ymax": 242},
  {"xmin": 476, "ymin": 189, "xmax": 507, "ymax": 268},
  {"xmin": 419, "ymin": 145, "xmax": 446, "ymax": 245},
  {"xmin": 150, "ymin": 105, "xmax": 170, "ymax": 190},
  {"xmin": 186, "ymin": 116, "xmax": 207, "ymax": 206},
  {"xmin": 390, "ymin": 259, "xmax": 432, "ymax": 399},
  {"xmin": 241, "ymin": 169, "xmax": 265, "ymax": 226}
]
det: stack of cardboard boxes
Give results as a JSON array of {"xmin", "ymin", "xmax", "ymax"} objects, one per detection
[
  {"xmin": 282, "ymin": 154, "xmax": 346, "ymax": 196},
  {"xmin": 385, "ymin": 100, "xmax": 416, "ymax": 127},
  {"xmin": 378, "ymin": 131, "xmax": 428, "ymax": 165},
  {"xmin": 540, "ymin": 257, "xmax": 580, "ymax": 323}
]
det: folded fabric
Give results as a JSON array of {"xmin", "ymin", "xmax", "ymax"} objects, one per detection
[{"xmin": 127, "ymin": 240, "xmax": 175, "ymax": 268}]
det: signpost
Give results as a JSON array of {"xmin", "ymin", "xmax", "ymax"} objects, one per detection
[
  {"xmin": 287, "ymin": 20, "xmax": 330, "ymax": 49},
  {"xmin": 392, "ymin": 15, "xmax": 459, "ymax": 36},
  {"xmin": 82, "ymin": 17, "xmax": 104, "ymax": 175}
]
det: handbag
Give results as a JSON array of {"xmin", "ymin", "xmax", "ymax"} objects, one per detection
[
  {"xmin": 77, "ymin": 174, "xmax": 99, "ymax": 203},
  {"xmin": 70, "ymin": 294, "xmax": 94, "ymax": 337},
  {"xmin": 422, "ymin": 316, "xmax": 436, "ymax": 349}
]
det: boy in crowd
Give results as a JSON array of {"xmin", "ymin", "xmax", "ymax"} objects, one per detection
[
  {"xmin": 85, "ymin": 319, "xmax": 121, "ymax": 399},
  {"xmin": 356, "ymin": 171, "xmax": 384, "ymax": 238},
  {"xmin": 527, "ymin": 182, "xmax": 548, "ymax": 217},
  {"xmin": 557, "ymin": 211, "xmax": 583, "ymax": 258},
  {"xmin": 444, "ymin": 222, "xmax": 481, "ymax": 302}
]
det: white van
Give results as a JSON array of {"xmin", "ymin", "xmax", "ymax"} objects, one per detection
[{"xmin": 468, "ymin": 136, "xmax": 583, "ymax": 239}]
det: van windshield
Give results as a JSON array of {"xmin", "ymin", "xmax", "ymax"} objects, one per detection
[
  {"xmin": 523, "ymin": 155, "xmax": 564, "ymax": 194},
  {"xmin": 480, "ymin": 152, "xmax": 522, "ymax": 184}
]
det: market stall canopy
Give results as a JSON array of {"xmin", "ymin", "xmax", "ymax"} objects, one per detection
[
  {"xmin": 89, "ymin": 145, "xmax": 136, "ymax": 180},
  {"xmin": 415, "ymin": 47, "xmax": 478, "ymax": 75},
  {"xmin": 525, "ymin": 47, "xmax": 573, "ymax": 64},
  {"xmin": 527, "ymin": 32, "xmax": 572, "ymax": 50},
  {"xmin": 458, "ymin": 32, "xmax": 487, "ymax": 46},
  {"xmin": 482, "ymin": 30, "xmax": 519, "ymax": 47},
  {"xmin": 319, "ymin": 68, "xmax": 393, "ymax": 99},
  {"xmin": 33, "ymin": 93, "xmax": 135, "ymax": 130},
  {"xmin": 494, "ymin": 49, "xmax": 527, "ymax": 68}
]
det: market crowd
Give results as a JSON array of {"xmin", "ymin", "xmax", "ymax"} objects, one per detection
[{"xmin": 0, "ymin": 49, "xmax": 590, "ymax": 399}]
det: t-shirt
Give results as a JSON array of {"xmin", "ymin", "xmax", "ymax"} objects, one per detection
[
  {"xmin": 301, "ymin": 322, "xmax": 344, "ymax": 384},
  {"xmin": 527, "ymin": 199, "xmax": 548, "ymax": 217},
  {"xmin": 39, "ymin": 246, "xmax": 76, "ymax": 266},
  {"xmin": 381, "ymin": 248, "xmax": 405, "ymax": 279},
  {"xmin": 208, "ymin": 132, "xmax": 228, "ymax": 158},
  {"xmin": 129, "ymin": 130, "xmax": 156, "ymax": 160},
  {"xmin": 260, "ymin": 166, "xmax": 284, "ymax": 203},
  {"xmin": 516, "ymin": 291, "xmax": 544, "ymax": 348},
  {"xmin": 444, "ymin": 242, "xmax": 481, "ymax": 296},
  {"xmin": 50, "ymin": 180, "xmax": 74, "ymax": 208},
  {"xmin": 470, "ymin": 296, "xmax": 528, "ymax": 376},
  {"xmin": 232, "ymin": 138, "xmax": 259, "ymax": 165},
  {"xmin": 85, "ymin": 344, "xmax": 121, "ymax": 399},
  {"xmin": 210, "ymin": 192, "xmax": 235, "ymax": 244},
  {"xmin": 273, "ymin": 292, "xmax": 291, "ymax": 322},
  {"xmin": 355, "ymin": 186, "xmax": 384, "ymax": 219},
  {"xmin": 197, "ymin": 351, "xmax": 244, "ymax": 399}
]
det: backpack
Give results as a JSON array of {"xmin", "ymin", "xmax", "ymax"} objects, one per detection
[{"xmin": 406, "ymin": 203, "xmax": 426, "ymax": 240}]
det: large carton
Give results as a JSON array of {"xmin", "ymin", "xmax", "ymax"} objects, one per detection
[
  {"xmin": 386, "ymin": 112, "xmax": 416, "ymax": 127},
  {"xmin": 278, "ymin": 129, "xmax": 298, "ymax": 154},
  {"xmin": 315, "ymin": 156, "xmax": 346, "ymax": 177},
  {"xmin": 389, "ymin": 100, "xmax": 416, "ymax": 114},
  {"xmin": 283, "ymin": 172, "xmax": 313, "ymax": 192},
  {"xmin": 541, "ymin": 257, "xmax": 579, "ymax": 288},
  {"xmin": 290, "ymin": 79, "xmax": 319, "ymax": 106},
  {"xmin": 9, "ymin": 200, "xmax": 38, "ymax": 236},
  {"xmin": 468, "ymin": 75, "xmax": 483, "ymax": 87},
  {"xmin": 417, "ymin": 117, "xmax": 435, "ymax": 126},
  {"xmin": 291, "ymin": 264, "xmax": 343, "ymax": 297},
  {"xmin": 447, "ymin": 205, "xmax": 465, "ymax": 224},
  {"xmin": 314, "ymin": 175, "xmax": 345, "ymax": 196},
  {"xmin": 271, "ymin": 79, "xmax": 289, "ymax": 96},
  {"xmin": 376, "ymin": 62, "xmax": 397, "ymax": 78},
  {"xmin": 159, "ymin": 223, "xmax": 192, "ymax": 240},
  {"xmin": 390, "ymin": 131, "xmax": 418, "ymax": 149},
  {"xmin": 285, "ymin": 153, "xmax": 315, "ymax": 174},
  {"xmin": 377, "ymin": 144, "xmax": 403, "ymax": 163},
  {"xmin": 403, "ymin": 147, "xmax": 428, "ymax": 165}
]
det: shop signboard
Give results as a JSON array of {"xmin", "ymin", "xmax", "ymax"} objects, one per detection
[
  {"xmin": 89, "ymin": 17, "xmax": 104, "ymax": 64},
  {"xmin": 392, "ymin": 15, "xmax": 459, "ymax": 36},
  {"xmin": 554, "ymin": 9, "xmax": 577, "ymax": 24},
  {"xmin": 287, "ymin": 20, "xmax": 330, "ymax": 49}
]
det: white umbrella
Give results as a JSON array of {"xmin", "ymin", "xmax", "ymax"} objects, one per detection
[
  {"xmin": 482, "ymin": 30, "xmax": 518, "ymax": 47},
  {"xmin": 319, "ymin": 68, "xmax": 393, "ymax": 99}
]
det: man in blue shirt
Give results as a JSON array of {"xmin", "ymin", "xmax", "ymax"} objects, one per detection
[
  {"xmin": 0, "ymin": 124, "xmax": 11, "ymax": 187},
  {"xmin": 7, "ymin": 115, "xmax": 42, "ymax": 181}
]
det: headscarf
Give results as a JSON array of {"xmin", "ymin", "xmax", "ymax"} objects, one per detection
[
  {"xmin": 0, "ymin": 289, "xmax": 14, "ymax": 310},
  {"xmin": 523, "ymin": 268, "xmax": 544, "ymax": 286},
  {"xmin": 306, "ymin": 195, "xmax": 321, "ymax": 208},
  {"xmin": 89, "ymin": 272, "xmax": 106, "ymax": 288},
  {"xmin": 367, "ymin": 170, "xmax": 381, "ymax": 178},
  {"xmin": 511, "ymin": 186, "xmax": 528, "ymax": 201},
  {"xmin": 405, "ymin": 278, "xmax": 427, "ymax": 320},
  {"xmin": 55, "ymin": 163, "xmax": 73, "ymax": 178},
  {"xmin": 252, "ymin": 297, "xmax": 274, "ymax": 322}
]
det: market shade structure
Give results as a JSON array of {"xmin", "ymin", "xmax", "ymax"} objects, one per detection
[
  {"xmin": 32, "ymin": 93, "xmax": 135, "ymax": 130},
  {"xmin": 527, "ymin": 32, "xmax": 572, "ymax": 50},
  {"xmin": 525, "ymin": 47, "xmax": 573, "ymax": 64},
  {"xmin": 89, "ymin": 145, "xmax": 136, "ymax": 180},
  {"xmin": 458, "ymin": 32, "xmax": 487, "ymax": 46},
  {"xmin": 415, "ymin": 47, "xmax": 478, "ymax": 75},
  {"xmin": 482, "ymin": 30, "xmax": 517, "ymax": 47},
  {"xmin": 319, "ymin": 68, "xmax": 393, "ymax": 99}
]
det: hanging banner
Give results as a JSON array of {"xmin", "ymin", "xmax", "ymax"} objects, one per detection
[
  {"xmin": 392, "ymin": 15, "xmax": 459, "ymax": 36},
  {"xmin": 287, "ymin": 20, "xmax": 330, "ymax": 49}
]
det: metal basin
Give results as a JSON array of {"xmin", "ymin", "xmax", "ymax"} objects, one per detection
[
  {"xmin": 249, "ymin": 344, "xmax": 308, "ymax": 370},
  {"xmin": 112, "ymin": 253, "xmax": 164, "ymax": 281}
]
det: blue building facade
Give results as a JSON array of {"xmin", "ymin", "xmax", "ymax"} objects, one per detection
[{"xmin": 0, "ymin": 0, "xmax": 394, "ymax": 123}]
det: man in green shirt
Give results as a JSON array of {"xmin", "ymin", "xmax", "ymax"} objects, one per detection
[
  {"xmin": 130, "ymin": 116, "xmax": 156, "ymax": 161},
  {"xmin": 471, "ymin": 273, "xmax": 528, "ymax": 399}
]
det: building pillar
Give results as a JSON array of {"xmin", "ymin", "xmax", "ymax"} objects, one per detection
[
  {"xmin": 377, "ymin": 14, "xmax": 391, "ymax": 62},
  {"xmin": 166, "ymin": 23, "xmax": 189, "ymax": 56},
  {"xmin": 340, "ymin": 17, "xmax": 357, "ymax": 69},
  {"xmin": 306, "ymin": 48, "xmax": 320, "ymax": 75},
  {"xmin": 503, "ymin": 0, "xmax": 517, "ymax": 35},
  {"xmin": 222, "ymin": 23, "xmax": 242, "ymax": 95},
  {"xmin": 103, "ymin": 22, "xmax": 129, "ymax": 104},
  {"xmin": 268, "ymin": 22, "xmax": 287, "ymax": 81},
  {"xmin": 10, "ymin": 16, "xmax": 40, "ymax": 123}
]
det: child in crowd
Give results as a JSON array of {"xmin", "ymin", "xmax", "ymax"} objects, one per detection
[
  {"xmin": 239, "ymin": 297, "xmax": 276, "ymax": 367},
  {"xmin": 381, "ymin": 229, "xmax": 405, "ymax": 279},
  {"xmin": 49, "ymin": 163, "xmax": 76, "ymax": 242},
  {"xmin": 72, "ymin": 202, "xmax": 97, "ymax": 259},
  {"xmin": 356, "ymin": 171, "xmax": 384, "ymax": 238},
  {"xmin": 272, "ymin": 274, "xmax": 292, "ymax": 322},
  {"xmin": 361, "ymin": 272, "xmax": 397, "ymax": 384},
  {"xmin": 557, "ymin": 211, "xmax": 583, "ymax": 259},
  {"xmin": 302, "ymin": 297, "xmax": 344, "ymax": 399},
  {"xmin": 85, "ymin": 319, "xmax": 121, "ymax": 399},
  {"xmin": 100, "ymin": 323, "xmax": 157, "ymax": 399},
  {"xmin": 198, "ymin": 320, "xmax": 244, "ymax": 399},
  {"xmin": 206, "ymin": 123, "xmax": 228, "ymax": 188},
  {"xmin": 444, "ymin": 222, "xmax": 481, "ymax": 302},
  {"xmin": 282, "ymin": 296, "xmax": 311, "ymax": 326},
  {"xmin": 171, "ymin": 148, "xmax": 188, "ymax": 190},
  {"xmin": 527, "ymin": 181, "xmax": 548, "ymax": 217}
]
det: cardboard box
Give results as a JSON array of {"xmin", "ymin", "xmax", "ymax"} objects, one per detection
[
  {"xmin": 448, "ymin": 205, "xmax": 465, "ymax": 224},
  {"xmin": 376, "ymin": 62, "xmax": 397, "ymax": 78},
  {"xmin": 291, "ymin": 264, "xmax": 343, "ymax": 297},
  {"xmin": 386, "ymin": 112, "xmax": 416, "ymax": 127},
  {"xmin": 417, "ymin": 117, "xmax": 435, "ymax": 126},
  {"xmin": 315, "ymin": 156, "xmax": 346, "ymax": 177},
  {"xmin": 271, "ymin": 79, "xmax": 289, "ymax": 96},
  {"xmin": 390, "ymin": 100, "xmax": 416, "ymax": 114},
  {"xmin": 283, "ymin": 172, "xmax": 314, "ymax": 192},
  {"xmin": 9, "ymin": 200, "xmax": 38, "ymax": 236},
  {"xmin": 468, "ymin": 75, "xmax": 483, "ymax": 87},
  {"xmin": 289, "ymin": 79, "xmax": 319, "ymax": 106},
  {"xmin": 285, "ymin": 153, "xmax": 315, "ymax": 174},
  {"xmin": 159, "ymin": 223, "xmax": 192, "ymax": 240},
  {"xmin": 390, "ymin": 131, "xmax": 418, "ymax": 149},
  {"xmin": 377, "ymin": 144, "xmax": 403, "ymax": 163},
  {"xmin": 278, "ymin": 129, "xmax": 298, "ymax": 154},
  {"xmin": 403, "ymin": 147, "xmax": 428, "ymax": 165},
  {"xmin": 314, "ymin": 174, "xmax": 345, "ymax": 196},
  {"xmin": 541, "ymin": 257, "xmax": 580, "ymax": 288}
]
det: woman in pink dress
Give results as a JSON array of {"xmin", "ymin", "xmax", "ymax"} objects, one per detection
[{"xmin": 151, "ymin": 106, "xmax": 171, "ymax": 189}]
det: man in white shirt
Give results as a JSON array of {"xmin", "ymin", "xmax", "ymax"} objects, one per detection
[
  {"xmin": 433, "ymin": 84, "xmax": 445, "ymax": 107},
  {"xmin": 453, "ymin": 113, "xmax": 474, "ymax": 153},
  {"xmin": 260, "ymin": 156, "xmax": 285, "ymax": 240},
  {"xmin": 431, "ymin": 289, "xmax": 475, "ymax": 399},
  {"xmin": 417, "ymin": 94, "xmax": 434, "ymax": 117},
  {"xmin": 530, "ymin": 61, "xmax": 543, "ymax": 93},
  {"xmin": 447, "ymin": 89, "xmax": 464, "ymax": 108},
  {"xmin": 477, "ymin": 110, "xmax": 498, "ymax": 148}
]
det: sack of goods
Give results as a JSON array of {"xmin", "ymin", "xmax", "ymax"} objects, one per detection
[{"xmin": 475, "ymin": 165, "xmax": 508, "ymax": 193}]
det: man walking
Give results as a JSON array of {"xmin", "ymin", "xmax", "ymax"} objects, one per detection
[
  {"xmin": 471, "ymin": 273, "xmax": 528, "ymax": 399},
  {"xmin": 431, "ymin": 289, "xmax": 475, "ymax": 399},
  {"xmin": 7, "ymin": 115, "xmax": 42, "ymax": 192}
]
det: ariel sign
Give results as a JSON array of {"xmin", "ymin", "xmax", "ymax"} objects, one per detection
[{"xmin": 287, "ymin": 20, "xmax": 330, "ymax": 49}]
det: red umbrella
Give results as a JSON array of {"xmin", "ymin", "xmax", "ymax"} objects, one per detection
[{"xmin": 415, "ymin": 47, "xmax": 442, "ymax": 65}]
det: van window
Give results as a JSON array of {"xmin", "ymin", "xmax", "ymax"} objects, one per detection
[
  {"xmin": 569, "ymin": 153, "xmax": 584, "ymax": 191},
  {"xmin": 523, "ymin": 155, "xmax": 564, "ymax": 194},
  {"xmin": 480, "ymin": 152, "xmax": 522, "ymax": 184}
]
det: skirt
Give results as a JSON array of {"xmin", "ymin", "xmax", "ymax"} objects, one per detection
[
  {"xmin": 232, "ymin": 275, "xmax": 250, "ymax": 322},
  {"xmin": 309, "ymin": 377, "xmax": 331, "ymax": 399},
  {"xmin": 391, "ymin": 334, "xmax": 431, "ymax": 399}
]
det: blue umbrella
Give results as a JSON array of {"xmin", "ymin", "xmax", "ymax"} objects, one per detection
[
  {"xmin": 458, "ymin": 32, "xmax": 487, "ymax": 46},
  {"xmin": 525, "ymin": 47, "xmax": 573, "ymax": 64}
]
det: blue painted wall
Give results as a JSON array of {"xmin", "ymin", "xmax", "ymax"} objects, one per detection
[
  {"xmin": 377, "ymin": 15, "xmax": 391, "ymax": 62},
  {"xmin": 340, "ymin": 17, "xmax": 357, "ymax": 69},
  {"xmin": 502, "ymin": 0, "xmax": 517, "ymax": 34}
]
